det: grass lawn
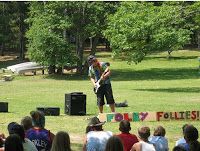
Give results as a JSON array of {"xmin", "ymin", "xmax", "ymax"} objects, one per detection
[{"xmin": 0, "ymin": 49, "xmax": 200, "ymax": 150}]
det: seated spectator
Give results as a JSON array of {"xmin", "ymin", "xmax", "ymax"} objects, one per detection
[
  {"xmin": 0, "ymin": 133, "xmax": 5, "ymax": 146},
  {"xmin": 175, "ymin": 124, "xmax": 189, "ymax": 147},
  {"xmin": 116, "ymin": 120, "xmax": 138, "ymax": 151},
  {"xmin": 130, "ymin": 126, "xmax": 155, "ymax": 151},
  {"xmin": 50, "ymin": 131, "xmax": 72, "ymax": 151},
  {"xmin": 7, "ymin": 122, "xmax": 38, "ymax": 151},
  {"xmin": 83, "ymin": 116, "xmax": 112, "ymax": 151},
  {"xmin": 26, "ymin": 110, "xmax": 55, "ymax": 151},
  {"xmin": 21, "ymin": 116, "xmax": 33, "ymax": 132},
  {"xmin": 172, "ymin": 146, "xmax": 186, "ymax": 151},
  {"xmin": 4, "ymin": 134, "xmax": 24, "ymax": 151},
  {"xmin": 105, "ymin": 135, "xmax": 124, "ymax": 151},
  {"xmin": 184, "ymin": 125, "xmax": 200, "ymax": 151},
  {"xmin": 0, "ymin": 133, "xmax": 6, "ymax": 151},
  {"xmin": 149, "ymin": 125, "xmax": 168, "ymax": 151}
]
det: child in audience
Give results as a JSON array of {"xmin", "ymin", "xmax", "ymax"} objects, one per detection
[
  {"xmin": 83, "ymin": 116, "xmax": 112, "ymax": 151},
  {"xmin": 7, "ymin": 122, "xmax": 38, "ymax": 151},
  {"xmin": 0, "ymin": 133, "xmax": 5, "ymax": 151},
  {"xmin": 4, "ymin": 134, "xmax": 24, "ymax": 151},
  {"xmin": 149, "ymin": 125, "xmax": 168, "ymax": 151},
  {"xmin": 116, "ymin": 120, "xmax": 138, "ymax": 151},
  {"xmin": 105, "ymin": 135, "xmax": 124, "ymax": 151},
  {"xmin": 26, "ymin": 110, "xmax": 55, "ymax": 151},
  {"xmin": 130, "ymin": 126, "xmax": 155, "ymax": 151},
  {"xmin": 175, "ymin": 124, "xmax": 189, "ymax": 147},
  {"xmin": 21, "ymin": 116, "xmax": 33, "ymax": 132},
  {"xmin": 184, "ymin": 125, "xmax": 200, "ymax": 151},
  {"xmin": 51, "ymin": 131, "xmax": 72, "ymax": 151}
]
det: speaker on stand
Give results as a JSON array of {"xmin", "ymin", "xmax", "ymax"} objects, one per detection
[{"xmin": 65, "ymin": 92, "xmax": 86, "ymax": 115}]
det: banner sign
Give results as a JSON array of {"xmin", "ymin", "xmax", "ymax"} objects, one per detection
[{"xmin": 98, "ymin": 111, "xmax": 200, "ymax": 122}]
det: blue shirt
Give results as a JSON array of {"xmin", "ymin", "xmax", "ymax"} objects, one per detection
[
  {"xmin": 26, "ymin": 128, "xmax": 52, "ymax": 151},
  {"xmin": 149, "ymin": 136, "xmax": 169, "ymax": 151}
]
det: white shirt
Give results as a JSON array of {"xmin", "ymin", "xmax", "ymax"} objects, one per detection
[
  {"xmin": 86, "ymin": 131, "xmax": 112, "ymax": 151},
  {"xmin": 140, "ymin": 141, "xmax": 156, "ymax": 151}
]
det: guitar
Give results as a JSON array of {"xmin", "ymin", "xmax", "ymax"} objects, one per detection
[{"xmin": 93, "ymin": 68, "xmax": 109, "ymax": 94}]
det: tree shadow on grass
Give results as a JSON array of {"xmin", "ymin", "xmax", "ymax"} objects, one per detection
[
  {"xmin": 133, "ymin": 87, "xmax": 200, "ymax": 93},
  {"xmin": 145, "ymin": 56, "xmax": 199, "ymax": 60},
  {"xmin": 44, "ymin": 74, "xmax": 88, "ymax": 81},
  {"xmin": 112, "ymin": 67, "xmax": 199, "ymax": 81}
]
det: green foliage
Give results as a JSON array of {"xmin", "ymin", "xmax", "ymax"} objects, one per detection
[
  {"xmin": 104, "ymin": 2, "xmax": 191, "ymax": 64},
  {"xmin": 26, "ymin": 2, "xmax": 77, "ymax": 67}
]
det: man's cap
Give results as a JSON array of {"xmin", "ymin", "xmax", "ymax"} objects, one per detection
[
  {"xmin": 88, "ymin": 117, "xmax": 106, "ymax": 127},
  {"xmin": 87, "ymin": 55, "xmax": 96, "ymax": 64}
]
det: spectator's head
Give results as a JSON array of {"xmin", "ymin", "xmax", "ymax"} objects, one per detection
[
  {"xmin": 4, "ymin": 134, "xmax": 23, "ymax": 151},
  {"xmin": 21, "ymin": 116, "xmax": 33, "ymax": 131},
  {"xmin": 51, "ymin": 131, "xmax": 71, "ymax": 151},
  {"xmin": 153, "ymin": 125, "xmax": 166, "ymax": 137},
  {"xmin": 172, "ymin": 146, "xmax": 187, "ymax": 151},
  {"xmin": 7, "ymin": 122, "xmax": 25, "ymax": 142},
  {"xmin": 184, "ymin": 125, "xmax": 199, "ymax": 143},
  {"xmin": 87, "ymin": 117, "xmax": 105, "ymax": 131},
  {"xmin": 119, "ymin": 120, "xmax": 131, "ymax": 133},
  {"xmin": 30, "ymin": 110, "xmax": 45, "ymax": 128},
  {"xmin": 105, "ymin": 136, "xmax": 124, "ymax": 151},
  {"xmin": 7, "ymin": 122, "xmax": 18, "ymax": 134},
  {"xmin": 138, "ymin": 126, "xmax": 150, "ymax": 141},
  {"xmin": 182, "ymin": 124, "xmax": 189, "ymax": 135}
]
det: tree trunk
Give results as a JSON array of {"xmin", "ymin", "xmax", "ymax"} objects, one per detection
[
  {"xmin": 167, "ymin": 50, "xmax": 172, "ymax": 59},
  {"xmin": 90, "ymin": 36, "xmax": 99, "ymax": 55},
  {"xmin": 1, "ymin": 43, "xmax": 5, "ymax": 56},
  {"xmin": 76, "ymin": 32, "xmax": 84, "ymax": 74},
  {"xmin": 48, "ymin": 65, "xmax": 56, "ymax": 74},
  {"xmin": 197, "ymin": 30, "xmax": 200, "ymax": 49},
  {"xmin": 19, "ymin": 2, "xmax": 26, "ymax": 61}
]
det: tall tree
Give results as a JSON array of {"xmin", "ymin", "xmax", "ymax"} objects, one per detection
[
  {"xmin": 26, "ymin": 1, "xmax": 117, "ymax": 74},
  {"xmin": 26, "ymin": 2, "xmax": 77, "ymax": 74},
  {"xmin": 104, "ymin": 2, "xmax": 191, "ymax": 64}
]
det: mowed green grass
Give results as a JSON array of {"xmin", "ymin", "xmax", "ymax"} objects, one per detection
[{"xmin": 0, "ymin": 49, "xmax": 200, "ymax": 150}]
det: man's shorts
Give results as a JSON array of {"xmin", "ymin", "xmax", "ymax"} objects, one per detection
[{"xmin": 96, "ymin": 83, "xmax": 115, "ymax": 106}]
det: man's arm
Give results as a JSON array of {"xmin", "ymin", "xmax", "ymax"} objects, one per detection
[
  {"xmin": 101, "ymin": 67, "xmax": 110, "ymax": 80},
  {"xmin": 90, "ymin": 77, "xmax": 96, "ymax": 86}
]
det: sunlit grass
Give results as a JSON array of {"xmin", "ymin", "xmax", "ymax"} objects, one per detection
[{"xmin": 0, "ymin": 49, "xmax": 200, "ymax": 150}]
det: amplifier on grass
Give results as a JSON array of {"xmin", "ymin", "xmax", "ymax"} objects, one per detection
[
  {"xmin": 0, "ymin": 102, "xmax": 8, "ymax": 112},
  {"xmin": 36, "ymin": 107, "xmax": 60, "ymax": 116},
  {"xmin": 65, "ymin": 92, "xmax": 86, "ymax": 115}
]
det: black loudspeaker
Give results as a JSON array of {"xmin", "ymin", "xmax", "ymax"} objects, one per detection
[
  {"xmin": 36, "ymin": 107, "xmax": 60, "ymax": 116},
  {"xmin": 65, "ymin": 92, "xmax": 86, "ymax": 115},
  {"xmin": 0, "ymin": 102, "xmax": 8, "ymax": 112}
]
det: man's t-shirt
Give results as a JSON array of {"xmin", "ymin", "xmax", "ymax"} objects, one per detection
[
  {"xmin": 88, "ymin": 62, "xmax": 110, "ymax": 84},
  {"xmin": 117, "ymin": 133, "xmax": 138, "ymax": 151}
]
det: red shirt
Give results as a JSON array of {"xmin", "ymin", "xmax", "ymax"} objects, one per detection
[{"xmin": 117, "ymin": 132, "xmax": 139, "ymax": 151}]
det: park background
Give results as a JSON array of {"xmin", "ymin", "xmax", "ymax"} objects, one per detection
[{"xmin": 1, "ymin": 1, "xmax": 200, "ymax": 150}]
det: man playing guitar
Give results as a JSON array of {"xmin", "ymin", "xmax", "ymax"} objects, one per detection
[{"xmin": 88, "ymin": 55, "xmax": 115, "ymax": 113}]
